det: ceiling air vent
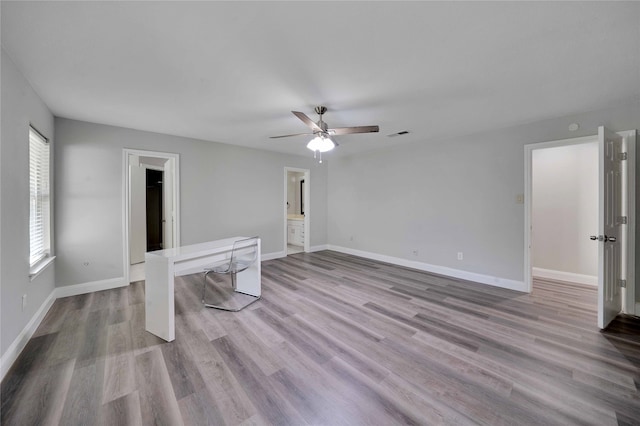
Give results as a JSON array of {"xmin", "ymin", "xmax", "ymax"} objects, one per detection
[{"xmin": 387, "ymin": 130, "xmax": 410, "ymax": 137}]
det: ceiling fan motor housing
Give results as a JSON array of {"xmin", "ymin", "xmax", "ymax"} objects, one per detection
[
  {"xmin": 314, "ymin": 106, "xmax": 329, "ymax": 133},
  {"xmin": 316, "ymin": 122, "xmax": 329, "ymax": 133}
]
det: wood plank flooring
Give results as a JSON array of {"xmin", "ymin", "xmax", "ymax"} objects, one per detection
[{"xmin": 2, "ymin": 250, "xmax": 640, "ymax": 425}]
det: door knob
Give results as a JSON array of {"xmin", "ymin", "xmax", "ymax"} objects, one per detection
[{"xmin": 594, "ymin": 235, "xmax": 618, "ymax": 242}]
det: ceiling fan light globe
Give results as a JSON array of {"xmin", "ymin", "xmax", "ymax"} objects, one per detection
[{"xmin": 307, "ymin": 135, "xmax": 335, "ymax": 153}]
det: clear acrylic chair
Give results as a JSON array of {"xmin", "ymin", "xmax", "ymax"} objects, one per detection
[{"xmin": 202, "ymin": 237, "xmax": 260, "ymax": 311}]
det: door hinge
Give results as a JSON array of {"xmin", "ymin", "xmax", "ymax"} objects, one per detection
[
  {"xmin": 619, "ymin": 279, "xmax": 627, "ymax": 288},
  {"xmin": 617, "ymin": 216, "xmax": 628, "ymax": 225},
  {"xmin": 618, "ymin": 152, "xmax": 628, "ymax": 161}
]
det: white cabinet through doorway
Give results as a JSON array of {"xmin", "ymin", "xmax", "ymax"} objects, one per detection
[{"xmin": 287, "ymin": 219, "xmax": 304, "ymax": 246}]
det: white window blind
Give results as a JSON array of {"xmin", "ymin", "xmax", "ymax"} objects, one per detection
[{"xmin": 29, "ymin": 127, "xmax": 50, "ymax": 266}]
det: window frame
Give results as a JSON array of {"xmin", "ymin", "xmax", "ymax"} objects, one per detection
[{"xmin": 29, "ymin": 125, "xmax": 54, "ymax": 278}]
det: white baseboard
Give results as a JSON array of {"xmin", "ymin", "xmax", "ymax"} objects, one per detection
[
  {"xmin": 55, "ymin": 277, "xmax": 127, "ymax": 298},
  {"xmin": 327, "ymin": 245, "xmax": 526, "ymax": 292},
  {"xmin": 1, "ymin": 289, "xmax": 56, "ymax": 381},
  {"xmin": 262, "ymin": 251, "xmax": 286, "ymax": 261},
  {"xmin": 532, "ymin": 267, "xmax": 597, "ymax": 286},
  {"xmin": 263, "ymin": 245, "xmax": 327, "ymax": 261}
]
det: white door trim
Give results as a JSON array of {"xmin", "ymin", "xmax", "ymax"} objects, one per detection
[
  {"xmin": 284, "ymin": 167, "xmax": 310, "ymax": 254},
  {"xmin": 622, "ymin": 130, "xmax": 636, "ymax": 315},
  {"xmin": 523, "ymin": 130, "xmax": 636, "ymax": 316},
  {"xmin": 123, "ymin": 149, "xmax": 180, "ymax": 284}
]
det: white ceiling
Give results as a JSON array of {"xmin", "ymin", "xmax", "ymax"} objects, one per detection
[{"xmin": 2, "ymin": 1, "xmax": 639, "ymax": 158}]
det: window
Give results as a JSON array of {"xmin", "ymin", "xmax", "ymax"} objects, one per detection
[{"xmin": 29, "ymin": 126, "xmax": 51, "ymax": 267}]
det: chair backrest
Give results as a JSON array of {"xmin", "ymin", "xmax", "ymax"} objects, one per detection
[{"xmin": 230, "ymin": 237, "xmax": 259, "ymax": 272}]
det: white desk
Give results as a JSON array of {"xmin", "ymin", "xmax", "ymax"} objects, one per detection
[{"xmin": 145, "ymin": 236, "xmax": 261, "ymax": 342}]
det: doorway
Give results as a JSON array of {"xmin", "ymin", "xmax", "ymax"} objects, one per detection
[
  {"xmin": 284, "ymin": 167, "xmax": 310, "ymax": 255},
  {"xmin": 524, "ymin": 130, "xmax": 636, "ymax": 325},
  {"xmin": 531, "ymin": 141, "xmax": 599, "ymax": 286},
  {"xmin": 124, "ymin": 149, "xmax": 180, "ymax": 283},
  {"xmin": 146, "ymin": 168, "xmax": 164, "ymax": 252}
]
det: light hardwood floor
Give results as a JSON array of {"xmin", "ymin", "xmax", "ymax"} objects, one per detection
[{"xmin": 2, "ymin": 251, "xmax": 640, "ymax": 425}]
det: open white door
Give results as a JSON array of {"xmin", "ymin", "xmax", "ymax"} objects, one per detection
[
  {"xmin": 162, "ymin": 159, "xmax": 174, "ymax": 249},
  {"xmin": 596, "ymin": 126, "xmax": 624, "ymax": 329},
  {"xmin": 129, "ymin": 163, "xmax": 146, "ymax": 264}
]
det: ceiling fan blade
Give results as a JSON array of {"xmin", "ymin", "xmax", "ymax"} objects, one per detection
[
  {"xmin": 269, "ymin": 132, "xmax": 314, "ymax": 139},
  {"xmin": 329, "ymin": 125, "xmax": 379, "ymax": 135},
  {"xmin": 292, "ymin": 111, "xmax": 322, "ymax": 132}
]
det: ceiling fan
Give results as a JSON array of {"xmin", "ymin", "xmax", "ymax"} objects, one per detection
[{"xmin": 270, "ymin": 106, "xmax": 379, "ymax": 162}]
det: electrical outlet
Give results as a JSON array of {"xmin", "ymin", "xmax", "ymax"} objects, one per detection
[
  {"xmin": 22, "ymin": 294, "xmax": 27, "ymax": 311},
  {"xmin": 516, "ymin": 194, "xmax": 524, "ymax": 204},
  {"xmin": 457, "ymin": 252, "xmax": 463, "ymax": 260}
]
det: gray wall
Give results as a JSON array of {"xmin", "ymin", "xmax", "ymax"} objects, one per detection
[
  {"xmin": 54, "ymin": 118, "xmax": 328, "ymax": 287},
  {"xmin": 328, "ymin": 100, "xmax": 640, "ymax": 298},
  {"xmin": 1, "ymin": 50, "xmax": 56, "ymax": 354}
]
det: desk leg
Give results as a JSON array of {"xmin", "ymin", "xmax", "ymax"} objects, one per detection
[{"xmin": 145, "ymin": 257, "xmax": 175, "ymax": 342}]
